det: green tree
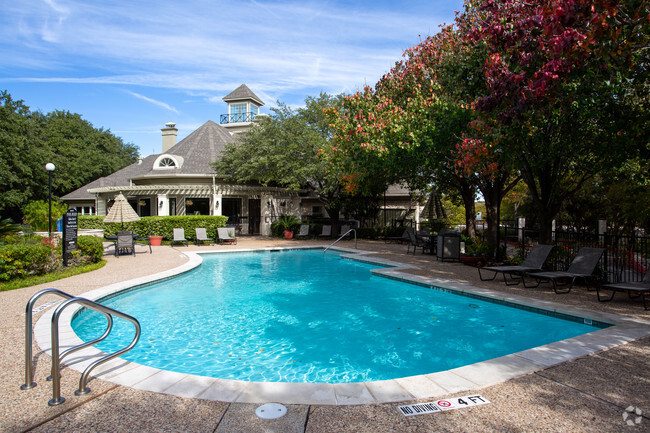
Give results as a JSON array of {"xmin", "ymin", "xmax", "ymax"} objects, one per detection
[
  {"xmin": 215, "ymin": 93, "xmax": 382, "ymax": 231},
  {"xmin": 0, "ymin": 91, "xmax": 48, "ymax": 221},
  {"xmin": 40, "ymin": 110, "xmax": 139, "ymax": 196},
  {"xmin": 0, "ymin": 91, "xmax": 139, "ymax": 221},
  {"xmin": 467, "ymin": 0, "xmax": 649, "ymax": 243}
]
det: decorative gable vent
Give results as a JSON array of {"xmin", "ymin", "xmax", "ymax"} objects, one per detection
[{"xmin": 153, "ymin": 154, "xmax": 183, "ymax": 170}]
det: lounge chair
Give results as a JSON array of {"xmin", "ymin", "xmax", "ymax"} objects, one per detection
[
  {"xmin": 114, "ymin": 231, "xmax": 135, "ymax": 257},
  {"xmin": 296, "ymin": 224, "xmax": 310, "ymax": 239},
  {"xmin": 406, "ymin": 229, "xmax": 430, "ymax": 255},
  {"xmin": 217, "ymin": 227, "xmax": 237, "ymax": 245},
  {"xmin": 171, "ymin": 228, "xmax": 188, "ymax": 247},
  {"xmin": 478, "ymin": 244, "xmax": 554, "ymax": 285},
  {"xmin": 523, "ymin": 247, "xmax": 605, "ymax": 294},
  {"xmin": 195, "ymin": 227, "xmax": 214, "ymax": 246},
  {"xmin": 319, "ymin": 225, "xmax": 332, "ymax": 238},
  {"xmin": 596, "ymin": 270, "xmax": 650, "ymax": 310}
]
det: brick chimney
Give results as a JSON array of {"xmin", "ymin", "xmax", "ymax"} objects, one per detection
[{"xmin": 161, "ymin": 122, "xmax": 178, "ymax": 153}]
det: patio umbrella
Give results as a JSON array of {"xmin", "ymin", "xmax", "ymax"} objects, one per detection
[{"xmin": 104, "ymin": 193, "xmax": 140, "ymax": 228}]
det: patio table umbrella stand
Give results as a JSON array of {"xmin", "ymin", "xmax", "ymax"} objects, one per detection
[{"xmin": 104, "ymin": 193, "xmax": 141, "ymax": 256}]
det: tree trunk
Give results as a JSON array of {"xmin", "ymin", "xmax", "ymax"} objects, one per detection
[
  {"xmin": 484, "ymin": 198, "xmax": 500, "ymax": 257},
  {"xmin": 459, "ymin": 181, "xmax": 477, "ymax": 239}
]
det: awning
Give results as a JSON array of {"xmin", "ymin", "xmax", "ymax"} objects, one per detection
[{"xmin": 87, "ymin": 184, "xmax": 301, "ymax": 197}]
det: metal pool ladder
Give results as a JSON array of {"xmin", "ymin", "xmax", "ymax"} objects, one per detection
[
  {"xmin": 21, "ymin": 288, "xmax": 141, "ymax": 406},
  {"xmin": 324, "ymin": 228, "xmax": 357, "ymax": 254}
]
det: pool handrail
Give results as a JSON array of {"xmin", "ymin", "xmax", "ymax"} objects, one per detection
[
  {"xmin": 21, "ymin": 289, "xmax": 141, "ymax": 406},
  {"xmin": 324, "ymin": 228, "xmax": 357, "ymax": 254}
]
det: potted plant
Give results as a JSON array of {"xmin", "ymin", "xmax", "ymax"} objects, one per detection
[
  {"xmin": 148, "ymin": 231, "xmax": 164, "ymax": 246},
  {"xmin": 461, "ymin": 239, "xmax": 491, "ymax": 267},
  {"xmin": 277, "ymin": 215, "xmax": 300, "ymax": 239}
]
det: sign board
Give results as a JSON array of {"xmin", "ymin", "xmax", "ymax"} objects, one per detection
[
  {"xmin": 62, "ymin": 208, "xmax": 78, "ymax": 266},
  {"xmin": 398, "ymin": 394, "xmax": 490, "ymax": 416}
]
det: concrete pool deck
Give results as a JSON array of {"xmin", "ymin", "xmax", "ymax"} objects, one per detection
[{"xmin": 2, "ymin": 238, "xmax": 649, "ymax": 432}]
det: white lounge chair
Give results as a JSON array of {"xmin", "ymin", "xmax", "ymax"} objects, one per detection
[
  {"xmin": 319, "ymin": 225, "xmax": 331, "ymax": 238},
  {"xmin": 195, "ymin": 227, "xmax": 214, "ymax": 246},
  {"xmin": 296, "ymin": 224, "xmax": 310, "ymax": 238},
  {"xmin": 217, "ymin": 227, "xmax": 237, "ymax": 245},
  {"xmin": 171, "ymin": 228, "xmax": 188, "ymax": 247}
]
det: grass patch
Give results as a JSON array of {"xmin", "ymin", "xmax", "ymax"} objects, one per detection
[{"xmin": 0, "ymin": 260, "xmax": 107, "ymax": 292}]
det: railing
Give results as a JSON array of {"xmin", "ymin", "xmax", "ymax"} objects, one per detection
[
  {"xmin": 324, "ymin": 229, "xmax": 357, "ymax": 254},
  {"xmin": 492, "ymin": 228, "xmax": 649, "ymax": 284},
  {"xmin": 21, "ymin": 289, "xmax": 141, "ymax": 406},
  {"xmin": 220, "ymin": 112, "xmax": 257, "ymax": 124}
]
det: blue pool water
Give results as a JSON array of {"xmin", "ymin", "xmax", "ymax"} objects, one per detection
[{"xmin": 72, "ymin": 249, "xmax": 604, "ymax": 383}]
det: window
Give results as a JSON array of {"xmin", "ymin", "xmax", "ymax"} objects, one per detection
[
  {"xmin": 185, "ymin": 198, "xmax": 209, "ymax": 215},
  {"xmin": 153, "ymin": 154, "xmax": 182, "ymax": 169},
  {"xmin": 158, "ymin": 157, "xmax": 176, "ymax": 168},
  {"xmin": 230, "ymin": 103, "xmax": 247, "ymax": 122},
  {"xmin": 169, "ymin": 198, "xmax": 177, "ymax": 216}
]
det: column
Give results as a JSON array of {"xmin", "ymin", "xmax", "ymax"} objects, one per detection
[
  {"xmin": 213, "ymin": 193, "xmax": 222, "ymax": 216},
  {"xmin": 261, "ymin": 195, "xmax": 273, "ymax": 236},
  {"xmin": 157, "ymin": 194, "xmax": 169, "ymax": 216}
]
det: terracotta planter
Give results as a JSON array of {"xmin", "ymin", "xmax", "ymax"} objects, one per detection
[
  {"xmin": 284, "ymin": 231, "xmax": 294, "ymax": 240},
  {"xmin": 149, "ymin": 236, "xmax": 163, "ymax": 246}
]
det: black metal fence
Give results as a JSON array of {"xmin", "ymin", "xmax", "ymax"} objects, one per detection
[{"xmin": 493, "ymin": 225, "xmax": 649, "ymax": 284}]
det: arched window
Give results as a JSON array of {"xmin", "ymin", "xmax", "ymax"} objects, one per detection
[
  {"xmin": 158, "ymin": 157, "xmax": 176, "ymax": 168},
  {"xmin": 153, "ymin": 154, "xmax": 183, "ymax": 169}
]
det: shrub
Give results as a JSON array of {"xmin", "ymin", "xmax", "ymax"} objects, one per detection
[
  {"xmin": 271, "ymin": 215, "xmax": 301, "ymax": 237},
  {"xmin": 78, "ymin": 215, "xmax": 229, "ymax": 240},
  {"xmin": 76, "ymin": 235, "xmax": 104, "ymax": 263},
  {"xmin": 0, "ymin": 217, "xmax": 22, "ymax": 239},
  {"xmin": 22, "ymin": 201, "xmax": 68, "ymax": 231},
  {"xmin": 0, "ymin": 242, "xmax": 58, "ymax": 281},
  {"xmin": 357, "ymin": 227, "xmax": 381, "ymax": 239}
]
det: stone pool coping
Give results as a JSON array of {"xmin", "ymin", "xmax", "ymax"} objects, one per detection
[{"xmin": 34, "ymin": 246, "xmax": 650, "ymax": 405}]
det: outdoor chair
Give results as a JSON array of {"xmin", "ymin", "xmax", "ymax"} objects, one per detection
[
  {"xmin": 406, "ymin": 229, "xmax": 430, "ymax": 255},
  {"xmin": 134, "ymin": 232, "xmax": 152, "ymax": 254},
  {"xmin": 596, "ymin": 270, "xmax": 650, "ymax": 310},
  {"xmin": 195, "ymin": 227, "xmax": 214, "ymax": 246},
  {"xmin": 319, "ymin": 225, "xmax": 332, "ymax": 238},
  {"xmin": 296, "ymin": 224, "xmax": 310, "ymax": 238},
  {"xmin": 115, "ymin": 231, "xmax": 135, "ymax": 257},
  {"xmin": 171, "ymin": 228, "xmax": 188, "ymax": 247},
  {"xmin": 217, "ymin": 227, "xmax": 237, "ymax": 245},
  {"xmin": 523, "ymin": 247, "xmax": 605, "ymax": 294},
  {"xmin": 478, "ymin": 244, "xmax": 554, "ymax": 286}
]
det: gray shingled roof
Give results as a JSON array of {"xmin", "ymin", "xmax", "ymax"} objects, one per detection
[
  {"xmin": 62, "ymin": 155, "xmax": 159, "ymax": 200},
  {"xmin": 222, "ymin": 84, "xmax": 264, "ymax": 106},
  {"xmin": 160, "ymin": 120, "xmax": 235, "ymax": 175},
  {"xmin": 62, "ymin": 121, "xmax": 235, "ymax": 200}
]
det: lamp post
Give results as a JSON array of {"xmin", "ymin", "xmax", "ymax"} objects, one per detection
[{"xmin": 45, "ymin": 163, "xmax": 55, "ymax": 238}]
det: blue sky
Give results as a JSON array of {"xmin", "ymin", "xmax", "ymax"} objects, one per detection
[{"xmin": 1, "ymin": 0, "xmax": 463, "ymax": 156}]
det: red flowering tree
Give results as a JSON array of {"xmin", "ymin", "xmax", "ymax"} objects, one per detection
[{"xmin": 466, "ymin": 0, "xmax": 649, "ymax": 242}]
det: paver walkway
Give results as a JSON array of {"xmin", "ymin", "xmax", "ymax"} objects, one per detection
[{"xmin": 1, "ymin": 238, "xmax": 648, "ymax": 432}]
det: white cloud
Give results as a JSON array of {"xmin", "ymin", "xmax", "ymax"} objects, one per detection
[
  {"xmin": 1, "ymin": 0, "xmax": 452, "ymax": 99},
  {"xmin": 125, "ymin": 90, "xmax": 180, "ymax": 114}
]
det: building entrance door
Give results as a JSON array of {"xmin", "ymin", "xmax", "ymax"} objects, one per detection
[{"xmin": 248, "ymin": 199, "xmax": 261, "ymax": 235}]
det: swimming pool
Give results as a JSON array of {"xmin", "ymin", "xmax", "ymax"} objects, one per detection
[{"xmin": 72, "ymin": 249, "xmax": 606, "ymax": 383}]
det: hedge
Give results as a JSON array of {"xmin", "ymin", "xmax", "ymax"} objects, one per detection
[
  {"xmin": 0, "ymin": 243, "xmax": 57, "ymax": 281},
  {"xmin": 78, "ymin": 215, "xmax": 229, "ymax": 240},
  {"xmin": 77, "ymin": 235, "xmax": 104, "ymax": 263}
]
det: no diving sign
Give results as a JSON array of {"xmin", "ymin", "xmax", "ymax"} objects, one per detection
[{"xmin": 398, "ymin": 395, "xmax": 490, "ymax": 416}]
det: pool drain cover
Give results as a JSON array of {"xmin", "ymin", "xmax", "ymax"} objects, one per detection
[{"xmin": 255, "ymin": 403, "xmax": 287, "ymax": 419}]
